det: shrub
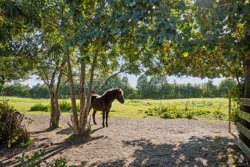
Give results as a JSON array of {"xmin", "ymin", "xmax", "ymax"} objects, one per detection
[
  {"xmin": 145, "ymin": 108, "xmax": 155, "ymax": 116},
  {"xmin": 145, "ymin": 106, "xmax": 182, "ymax": 119},
  {"xmin": 145, "ymin": 106, "xmax": 212, "ymax": 119},
  {"xmin": 231, "ymin": 110, "xmax": 239, "ymax": 124},
  {"xmin": 30, "ymin": 103, "xmax": 49, "ymax": 112},
  {"xmin": 59, "ymin": 101, "xmax": 72, "ymax": 112},
  {"xmin": 0, "ymin": 101, "xmax": 30, "ymax": 148},
  {"xmin": 231, "ymin": 102, "xmax": 240, "ymax": 125},
  {"xmin": 16, "ymin": 149, "xmax": 68, "ymax": 167},
  {"xmin": 160, "ymin": 112, "xmax": 176, "ymax": 119},
  {"xmin": 186, "ymin": 112, "xmax": 193, "ymax": 119},
  {"xmin": 191, "ymin": 110, "xmax": 210, "ymax": 116},
  {"xmin": 213, "ymin": 110, "xmax": 226, "ymax": 120}
]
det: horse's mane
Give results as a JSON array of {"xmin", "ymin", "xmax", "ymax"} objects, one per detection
[{"xmin": 103, "ymin": 88, "xmax": 123, "ymax": 96}]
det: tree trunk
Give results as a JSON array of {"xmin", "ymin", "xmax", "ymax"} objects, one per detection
[
  {"xmin": 79, "ymin": 47, "xmax": 86, "ymax": 130},
  {"xmin": 85, "ymin": 52, "xmax": 98, "ymax": 118},
  {"xmin": 50, "ymin": 93, "xmax": 60, "ymax": 128},
  {"xmin": 50, "ymin": 93, "xmax": 56, "ymax": 127},
  {"xmin": 66, "ymin": 46, "xmax": 80, "ymax": 132},
  {"xmin": 244, "ymin": 59, "xmax": 250, "ymax": 98},
  {"xmin": 49, "ymin": 59, "xmax": 65, "ymax": 129}
]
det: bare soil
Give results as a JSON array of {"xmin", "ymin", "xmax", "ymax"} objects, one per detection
[{"xmin": 0, "ymin": 115, "xmax": 248, "ymax": 167}]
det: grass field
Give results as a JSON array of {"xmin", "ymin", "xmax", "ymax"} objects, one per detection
[{"xmin": 1, "ymin": 96, "xmax": 235, "ymax": 120}]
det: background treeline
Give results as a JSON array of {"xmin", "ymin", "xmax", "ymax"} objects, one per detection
[{"xmin": 2, "ymin": 75, "xmax": 236, "ymax": 99}]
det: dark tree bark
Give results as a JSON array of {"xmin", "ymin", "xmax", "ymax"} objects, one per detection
[
  {"xmin": 244, "ymin": 59, "xmax": 250, "ymax": 98},
  {"xmin": 66, "ymin": 46, "xmax": 80, "ymax": 132},
  {"xmin": 50, "ymin": 93, "xmax": 60, "ymax": 128},
  {"xmin": 85, "ymin": 52, "xmax": 98, "ymax": 118},
  {"xmin": 49, "ymin": 60, "xmax": 65, "ymax": 128},
  {"xmin": 79, "ymin": 47, "xmax": 86, "ymax": 130},
  {"xmin": 244, "ymin": 19, "xmax": 250, "ymax": 98}
]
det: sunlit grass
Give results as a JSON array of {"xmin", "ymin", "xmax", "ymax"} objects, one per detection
[{"xmin": 1, "ymin": 96, "xmax": 231, "ymax": 119}]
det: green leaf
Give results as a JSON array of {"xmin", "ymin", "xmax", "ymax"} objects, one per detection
[{"xmin": 183, "ymin": 52, "xmax": 189, "ymax": 57}]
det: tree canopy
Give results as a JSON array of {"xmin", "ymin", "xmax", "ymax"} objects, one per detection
[
  {"xmin": 2, "ymin": 0, "xmax": 249, "ymax": 86},
  {"xmin": 2, "ymin": 0, "xmax": 250, "ymax": 134}
]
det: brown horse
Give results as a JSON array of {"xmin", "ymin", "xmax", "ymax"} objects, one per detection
[{"xmin": 90, "ymin": 88, "xmax": 125, "ymax": 127}]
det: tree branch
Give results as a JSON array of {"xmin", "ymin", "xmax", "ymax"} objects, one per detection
[{"xmin": 95, "ymin": 65, "xmax": 128, "ymax": 93}]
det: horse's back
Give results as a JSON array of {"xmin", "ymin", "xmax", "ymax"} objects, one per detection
[
  {"xmin": 90, "ymin": 94, "xmax": 99, "ymax": 104},
  {"xmin": 90, "ymin": 94, "xmax": 101, "ymax": 110}
]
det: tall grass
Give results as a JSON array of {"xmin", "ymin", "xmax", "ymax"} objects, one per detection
[{"xmin": 2, "ymin": 96, "xmax": 231, "ymax": 120}]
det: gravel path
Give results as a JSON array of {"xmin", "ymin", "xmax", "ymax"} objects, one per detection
[{"xmin": 0, "ymin": 115, "xmax": 247, "ymax": 167}]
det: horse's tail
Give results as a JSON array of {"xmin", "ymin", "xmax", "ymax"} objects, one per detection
[{"xmin": 88, "ymin": 94, "xmax": 98, "ymax": 112}]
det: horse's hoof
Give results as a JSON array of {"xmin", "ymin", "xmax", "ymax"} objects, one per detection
[{"xmin": 94, "ymin": 123, "xmax": 97, "ymax": 125}]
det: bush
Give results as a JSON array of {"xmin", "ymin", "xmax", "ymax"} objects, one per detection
[
  {"xmin": 160, "ymin": 112, "xmax": 176, "ymax": 119},
  {"xmin": 0, "ymin": 101, "xmax": 30, "ymax": 148},
  {"xmin": 186, "ymin": 112, "xmax": 193, "ymax": 119},
  {"xmin": 191, "ymin": 110, "xmax": 210, "ymax": 116},
  {"xmin": 145, "ymin": 106, "xmax": 185, "ymax": 119},
  {"xmin": 231, "ymin": 101, "xmax": 240, "ymax": 125},
  {"xmin": 145, "ymin": 106, "xmax": 215, "ymax": 119},
  {"xmin": 16, "ymin": 149, "xmax": 68, "ymax": 167},
  {"xmin": 59, "ymin": 101, "xmax": 81, "ymax": 112},
  {"xmin": 30, "ymin": 103, "xmax": 49, "ymax": 112},
  {"xmin": 231, "ymin": 110, "xmax": 239, "ymax": 124},
  {"xmin": 59, "ymin": 101, "xmax": 72, "ymax": 112},
  {"xmin": 213, "ymin": 110, "xmax": 226, "ymax": 120}
]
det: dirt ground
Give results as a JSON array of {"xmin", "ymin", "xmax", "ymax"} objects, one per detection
[{"xmin": 0, "ymin": 115, "xmax": 248, "ymax": 167}]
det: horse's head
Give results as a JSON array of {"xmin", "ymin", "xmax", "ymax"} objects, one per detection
[{"xmin": 115, "ymin": 88, "xmax": 125, "ymax": 104}]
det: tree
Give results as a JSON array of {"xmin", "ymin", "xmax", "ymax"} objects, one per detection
[
  {"xmin": 3, "ymin": 83, "xmax": 30, "ymax": 97},
  {"xmin": 36, "ymin": 55, "xmax": 67, "ymax": 128},
  {"xmin": 155, "ymin": 0, "xmax": 250, "ymax": 98},
  {"xmin": 127, "ymin": 0, "xmax": 250, "ymax": 99},
  {"xmin": 35, "ymin": 13, "xmax": 68, "ymax": 128},
  {"xmin": 63, "ymin": 0, "xmax": 160, "ymax": 135},
  {"xmin": 0, "ymin": 0, "xmax": 42, "ymax": 85},
  {"xmin": 202, "ymin": 80, "xmax": 218, "ymax": 98},
  {"xmin": 30, "ymin": 84, "xmax": 50, "ymax": 98},
  {"xmin": 218, "ymin": 79, "xmax": 237, "ymax": 97},
  {"xmin": 191, "ymin": 0, "xmax": 248, "ymax": 97},
  {"xmin": 136, "ymin": 75, "xmax": 149, "ymax": 99}
]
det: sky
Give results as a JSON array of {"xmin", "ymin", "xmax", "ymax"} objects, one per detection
[
  {"xmin": 125, "ymin": 74, "xmax": 224, "ymax": 88},
  {"xmin": 21, "ymin": 74, "xmax": 224, "ymax": 88}
]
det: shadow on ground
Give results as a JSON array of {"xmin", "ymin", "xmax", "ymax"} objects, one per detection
[
  {"xmin": 93, "ymin": 136, "xmax": 247, "ymax": 167},
  {"xmin": 0, "ymin": 130, "xmax": 247, "ymax": 167},
  {"xmin": 56, "ymin": 126, "xmax": 104, "ymax": 135},
  {"xmin": 0, "ymin": 126, "xmax": 104, "ymax": 167}
]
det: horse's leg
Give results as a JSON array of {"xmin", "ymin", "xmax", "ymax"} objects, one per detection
[
  {"xmin": 93, "ymin": 110, "xmax": 97, "ymax": 125},
  {"xmin": 102, "ymin": 111, "xmax": 105, "ymax": 127},
  {"xmin": 105, "ymin": 110, "xmax": 110, "ymax": 127}
]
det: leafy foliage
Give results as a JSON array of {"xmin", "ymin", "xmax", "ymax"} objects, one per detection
[
  {"xmin": 16, "ymin": 149, "xmax": 45, "ymax": 167},
  {"xmin": 145, "ymin": 106, "xmax": 209, "ymax": 119},
  {"xmin": 0, "ymin": 0, "xmax": 42, "ymax": 83},
  {"xmin": 30, "ymin": 103, "xmax": 49, "ymax": 112},
  {"xmin": 144, "ymin": 100, "xmax": 228, "ymax": 120},
  {"xmin": 16, "ymin": 149, "xmax": 68, "ymax": 167},
  {"xmin": 59, "ymin": 101, "xmax": 72, "ymax": 112},
  {"xmin": 136, "ymin": 75, "xmax": 236, "ymax": 99},
  {"xmin": 29, "ymin": 101, "xmax": 81, "ymax": 113},
  {"xmin": 0, "ymin": 101, "xmax": 29, "ymax": 148}
]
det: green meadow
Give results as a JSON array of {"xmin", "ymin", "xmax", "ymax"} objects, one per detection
[{"xmin": 1, "ymin": 96, "xmax": 234, "ymax": 120}]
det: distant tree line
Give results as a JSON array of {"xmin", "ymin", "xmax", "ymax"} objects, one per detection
[
  {"xmin": 2, "ymin": 75, "xmax": 236, "ymax": 99},
  {"xmin": 136, "ymin": 75, "xmax": 236, "ymax": 99}
]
